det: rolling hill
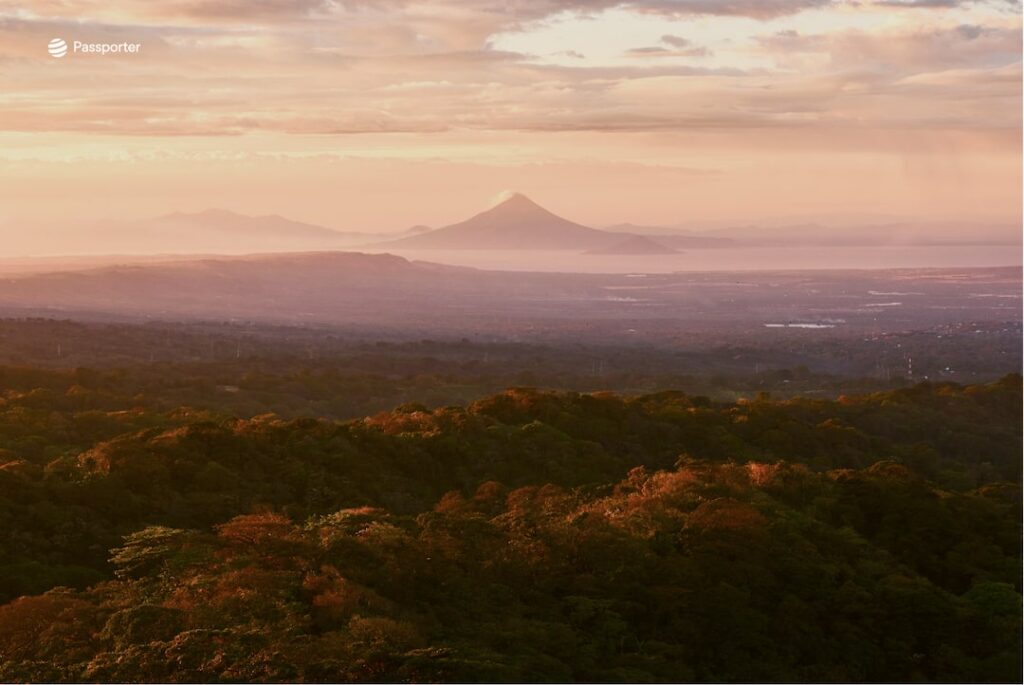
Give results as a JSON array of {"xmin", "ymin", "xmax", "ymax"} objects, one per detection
[{"xmin": 0, "ymin": 251, "xmax": 1018, "ymax": 347}]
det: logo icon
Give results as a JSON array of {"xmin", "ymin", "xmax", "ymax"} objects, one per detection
[{"xmin": 48, "ymin": 38, "xmax": 68, "ymax": 58}]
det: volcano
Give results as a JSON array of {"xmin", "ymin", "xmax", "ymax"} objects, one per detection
[{"xmin": 378, "ymin": 193, "xmax": 626, "ymax": 250}]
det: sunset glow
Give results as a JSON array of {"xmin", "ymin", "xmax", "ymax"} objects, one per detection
[{"xmin": 0, "ymin": 0, "xmax": 1020, "ymax": 236}]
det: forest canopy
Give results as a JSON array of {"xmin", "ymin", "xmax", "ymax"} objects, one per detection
[{"xmin": 0, "ymin": 370, "xmax": 1020, "ymax": 682}]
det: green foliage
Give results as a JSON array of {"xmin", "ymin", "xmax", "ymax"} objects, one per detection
[
  {"xmin": 110, "ymin": 527, "xmax": 190, "ymax": 580},
  {"xmin": 0, "ymin": 459, "xmax": 1020, "ymax": 682},
  {"xmin": 0, "ymin": 371, "xmax": 1019, "ymax": 682}
]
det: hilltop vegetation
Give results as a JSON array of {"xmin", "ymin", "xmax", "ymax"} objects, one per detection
[{"xmin": 0, "ymin": 368, "xmax": 1020, "ymax": 682}]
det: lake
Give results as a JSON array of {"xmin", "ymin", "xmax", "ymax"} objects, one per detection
[{"xmin": 373, "ymin": 245, "xmax": 1022, "ymax": 274}]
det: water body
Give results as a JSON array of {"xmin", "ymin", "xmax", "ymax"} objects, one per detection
[{"xmin": 378, "ymin": 245, "xmax": 1021, "ymax": 274}]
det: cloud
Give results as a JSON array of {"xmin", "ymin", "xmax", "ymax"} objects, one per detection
[
  {"xmin": 874, "ymin": 0, "xmax": 1020, "ymax": 7},
  {"xmin": 661, "ymin": 34, "xmax": 692, "ymax": 48},
  {"xmin": 875, "ymin": 0, "xmax": 962, "ymax": 6},
  {"xmin": 0, "ymin": 0, "xmax": 1018, "ymax": 140},
  {"xmin": 955, "ymin": 24, "xmax": 985, "ymax": 39},
  {"xmin": 0, "ymin": 0, "xmax": 839, "ymax": 30},
  {"xmin": 624, "ymin": 34, "xmax": 712, "ymax": 58},
  {"xmin": 174, "ymin": 0, "xmax": 333, "ymax": 18},
  {"xmin": 626, "ymin": 45, "xmax": 712, "ymax": 57},
  {"xmin": 624, "ymin": 0, "xmax": 834, "ymax": 18},
  {"xmin": 757, "ymin": 23, "xmax": 1021, "ymax": 72}
]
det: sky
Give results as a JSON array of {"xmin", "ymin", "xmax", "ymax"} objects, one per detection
[{"xmin": 0, "ymin": 0, "xmax": 1020, "ymax": 235}]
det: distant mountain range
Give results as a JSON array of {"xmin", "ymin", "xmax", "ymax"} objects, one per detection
[
  {"xmin": 2, "ymin": 196, "xmax": 1017, "ymax": 260},
  {"xmin": 695, "ymin": 222, "xmax": 1022, "ymax": 247},
  {"xmin": 586, "ymin": 235, "xmax": 677, "ymax": 255},
  {"xmin": 151, "ymin": 209, "xmax": 369, "ymax": 245},
  {"xmin": 3, "ymin": 210, "xmax": 418, "ymax": 257},
  {"xmin": 90, "ymin": 210, "xmax": 383, "ymax": 254},
  {"xmin": 603, "ymin": 223, "xmax": 731, "ymax": 248},
  {"xmin": 609, "ymin": 220, "xmax": 1022, "ymax": 248}
]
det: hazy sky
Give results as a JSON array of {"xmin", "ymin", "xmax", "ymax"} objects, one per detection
[{"xmin": 0, "ymin": 0, "xmax": 1020, "ymax": 233}]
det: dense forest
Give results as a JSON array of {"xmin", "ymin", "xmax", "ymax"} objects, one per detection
[
  {"xmin": 0, "ymin": 317, "xmax": 1020, "ymax": 418},
  {"xmin": 0, "ymin": 353, "xmax": 1020, "ymax": 682}
]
